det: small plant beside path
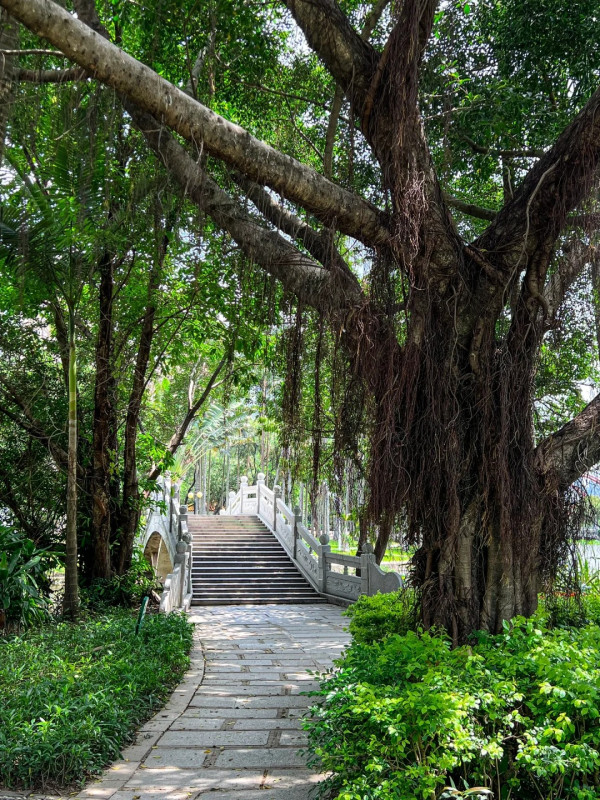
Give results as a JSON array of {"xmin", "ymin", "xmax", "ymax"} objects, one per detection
[{"xmin": 0, "ymin": 609, "xmax": 193, "ymax": 792}]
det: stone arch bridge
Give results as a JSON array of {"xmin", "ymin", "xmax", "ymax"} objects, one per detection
[{"xmin": 138, "ymin": 475, "xmax": 403, "ymax": 612}]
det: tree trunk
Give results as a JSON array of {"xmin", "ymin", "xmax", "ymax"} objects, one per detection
[
  {"xmin": 349, "ymin": 279, "xmax": 560, "ymax": 642},
  {"xmin": 114, "ymin": 226, "xmax": 164, "ymax": 574},
  {"xmin": 90, "ymin": 253, "xmax": 116, "ymax": 579},
  {"xmin": 62, "ymin": 315, "xmax": 79, "ymax": 617},
  {"xmin": 0, "ymin": 10, "xmax": 18, "ymax": 163}
]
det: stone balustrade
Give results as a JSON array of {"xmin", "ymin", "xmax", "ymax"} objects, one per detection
[{"xmin": 222, "ymin": 474, "xmax": 403, "ymax": 603}]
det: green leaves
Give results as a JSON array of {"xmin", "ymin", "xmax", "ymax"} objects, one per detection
[
  {"xmin": 0, "ymin": 526, "xmax": 58, "ymax": 630},
  {"xmin": 305, "ymin": 609, "xmax": 600, "ymax": 800},
  {"xmin": 0, "ymin": 610, "xmax": 193, "ymax": 789}
]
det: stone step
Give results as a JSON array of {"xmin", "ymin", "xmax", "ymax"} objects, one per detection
[
  {"xmin": 189, "ymin": 514, "xmax": 322, "ymax": 605},
  {"xmin": 192, "ymin": 562, "xmax": 299, "ymax": 575},
  {"xmin": 191, "ymin": 536, "xmax": 276, "ymax": 541},
  {"xmin": 193, "ymin": 554, "xmax": 289, "ymax": 560},
  {"xmin": 193, "ymin": 557, "xmax": 293, "ymax": 563},
  {"xmin": 193, "ymin": 536, "xmax": 281, "ymax": 540},
  {"xmin": 193, "ymin": 565, "xmax": 295, "ymax": 571},
  {"xmin": 188, "ymin": 523, "xmax": 269, "ymax": 529},
  {"xmin": 193, "ymin": 547, "xmax": 287, "ymax": 552},
  {"xmin": 191, "ymin": 597, "xmax": 325, "ymax": 605},
  {"xmin": 191, "ymin": 578, "xmax": 310, "ymax": 586},
  {"xmin": 189, "ymin": 521, "xmax": 269, "ymax": 525},
  {"xmin": 192, "ymin": 539, "xmax": 281, "ymax": 550},
  {"xmin": 192, "ymin": 556, "xmax": 292, "ymax": 562},
  {"xmin": 193, "ymin": 587, "xmax": 320, "ymax": 595}
]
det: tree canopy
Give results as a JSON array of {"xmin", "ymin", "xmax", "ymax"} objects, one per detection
[{"xmin": 1, "ymin": 0, "xmax": 600, "ymax": 637}]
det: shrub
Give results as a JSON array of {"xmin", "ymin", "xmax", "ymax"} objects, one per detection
[
  {"xmin": 0, "ymin": 525, "xmax": 58, "ymax": 631},
  {"xmin": 80, "ymin": 549, "xmax": 160, "ymax": 610},
  {"xmin": 344, "ymin": 588, "xmax": 418, "ymax": 644},
  {"xmin": 304, "ymin": 617, "xmax": 600, "ymax": 800},
  {"xmin": 0, "ymin": 609, "xmax": 193, "ymax": 790}
]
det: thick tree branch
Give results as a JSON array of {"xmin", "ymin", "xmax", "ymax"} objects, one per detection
[
  {"xmin": 284, "ymin": 0, "xmax": 378, "ymax": 114},
  {"xmin": 18, "ymin": 66, "xmax": 85, "ymax": 82},
  {"xmin": 126, "ymin": 105, "xmax": 363, "ymax": 310},
  {"xmin": 323, "ymin": 0, "xmax": 390, "ymax": 178},
  {"xmin": 70, "ymin": 0, "xmax": 359, "ymax": 316},
  {"xmin": 477, "ymin": 86, "xmax": 600, "ymax": 276},
  {"xmin": 233, "ymin": 173, "xmax": 358, "ymax": 283},
  {"xmin": 0, "ymin": 0, "xmax": 391, "ymax": 249},
  {"xmin": 444, "ymin": 193, "xmax": 497, "ymax": 222},
  {"xmin": 458, "ymin": 86, "xmax": 600, "ymax": 348},
  {"xmin": 536, "ymin": 393, "xmax": 600, "ymax": 489},
  {"xmin": 445, "ymin": 197, "xmax": 600, "ymax": 227},
  {"xmin": 543, "ymin": 241, "xmax": 598, "ymax": 324}
]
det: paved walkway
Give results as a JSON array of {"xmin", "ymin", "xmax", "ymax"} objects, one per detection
[{"xmin": 75, "ymin": 604, "xmax": 349, "ymax": 800}]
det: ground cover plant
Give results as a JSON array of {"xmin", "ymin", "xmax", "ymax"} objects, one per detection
[
  {"xmin": 305, "ymin": 593, "xmax": 600, "ymax": 800},
  {"xmin": 0, "ymin": 609, "xmax": 193, "ymax": 790},
  {"xmin": 0, "ymin": 525, "xmax": 59, "ymax": 631},
  {"xmin": 80, "ymin": 549, "xmax": 161, "ymax": 611}
]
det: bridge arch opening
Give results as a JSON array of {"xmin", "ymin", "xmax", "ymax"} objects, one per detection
[{"xmin": 143, "ymin": 531, "xmax": 173, "ymax": 581}]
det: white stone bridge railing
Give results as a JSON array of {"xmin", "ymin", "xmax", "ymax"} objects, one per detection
[
  {"xmin": 222, "ymin": 474, "xmax": 403, "ymax": 603},
  {"xmin": 140, "ymin": 477, "xmax": 193, "ymax": 614}
]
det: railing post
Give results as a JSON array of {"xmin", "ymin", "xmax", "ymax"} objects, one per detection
[
  {"xmin": 240, "ymin": 476, "xmax": 248, "ymax": 514},
  {"xmin": 317, "ymin": 532, "xmax": 331, "ymax": 594},
  {"xmin": 293, "ymin": 504, "xmax": 301, "ymax": 560},
  {"xmin": 257, "ymin": 472, "xmax": 265, "ymax": 517},
  {"xmin": 273, "ymin": 485, "xmax": 281, "ymax": 533},
  {"xmin": 179, "ymin": 504, "xmax": 188, "ymax": 538},
  {"xmin": 293, "ymin": 506, "xmax": 302, "ymax": 558},
  {"xmin": 228, "ymin": 491, "xmax": 236, "ymax": 513},
  {"xmin": 361, "ymin": 542, "xmax": 376, "ymax": 595},
  {"xmin": 174, "ymin": 540, "xmax": 187, "ymax": 607}
]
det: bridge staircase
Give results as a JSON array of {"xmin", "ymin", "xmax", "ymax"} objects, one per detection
[
  {"xmin": 141, "ymin": 473, "xmax": 403, "ymax": 613},
  {"xmin": 189, "ymin": 515, "xmax": 324, "ymax": 605}
]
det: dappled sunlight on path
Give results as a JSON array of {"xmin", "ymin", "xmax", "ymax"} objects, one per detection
[{"xmin": 73, "ymin": 604, "xmax": 349, "ymax": 800}]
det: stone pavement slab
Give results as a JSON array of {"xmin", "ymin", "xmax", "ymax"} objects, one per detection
[{"xmin": 69, "ymin": 603, "xmax": 349, "ymax": 800}]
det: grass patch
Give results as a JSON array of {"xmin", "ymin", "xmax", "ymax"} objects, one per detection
[
  {"xmin": 0, "ymin": 609, "xmax": 193, "ymax": 791},
  {"xmin": 329, "ymin": 541, "xmax": 411, "ymax": 562}
]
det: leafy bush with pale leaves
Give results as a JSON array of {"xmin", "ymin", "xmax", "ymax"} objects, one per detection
[
  {"xmin": 343, "ymin": 589, "xmax": 418, "ymax": 644},
  {"xmin": 305, "ymin": 614, "xmax": 600, "ymax": 800}
]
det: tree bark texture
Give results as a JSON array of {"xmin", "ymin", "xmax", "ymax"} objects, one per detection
[
  {"xmin": 62, "ymin": 316, "xmax": 79, "ymax": 617},
  {"xmin": 90, "ymin": 253, "xmax": 117, "ymax": 579},
  {"xmin": 114, "ymin": 216, "xmax": 168, "ymax": 574},
  {"xmin": 0, "ymin": 9, "xmax": 18, "ymax": 163}
]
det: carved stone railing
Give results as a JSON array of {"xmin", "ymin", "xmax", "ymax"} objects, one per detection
[
  {"xmin": 222, "ymin": 474, "xmax": 403, "ymax": 603},
  {"xmin": 141, "ymin": 476, "xmax": 193, "ymax": 614}
]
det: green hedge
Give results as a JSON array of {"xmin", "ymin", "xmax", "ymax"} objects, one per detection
[
  {"xmin": 344, "ymin": 589, "xmax": 418, "ymax": 644},
  {"xmin": 305, "ymin": 612, "xmax": 600, "ymax": 800},
  {"xmin": 0, "ymin": 610, "xmax": 193, "ymax": 790}
]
